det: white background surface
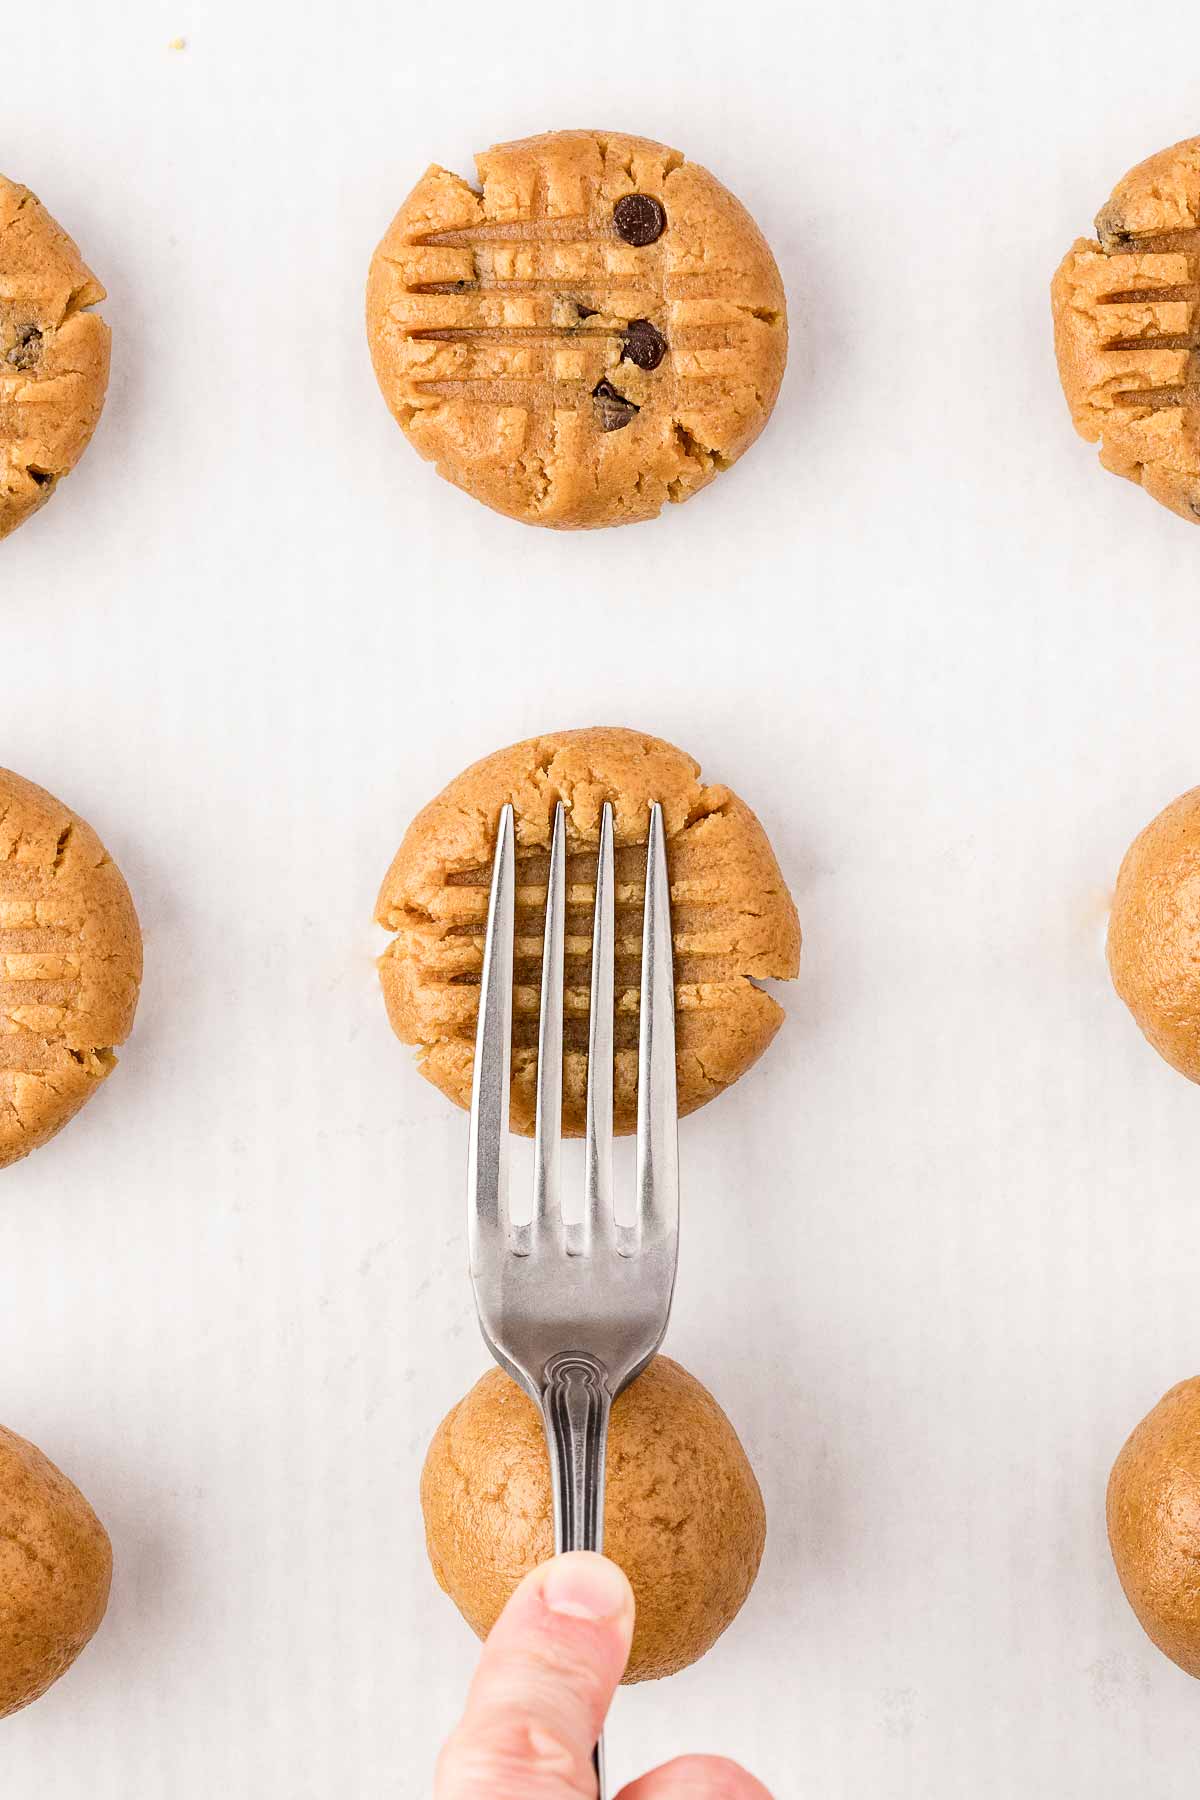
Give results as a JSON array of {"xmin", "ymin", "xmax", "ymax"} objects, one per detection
[{"xmin": 3, "ymin": 2, "xmax": 1200, "ymax": 1794}]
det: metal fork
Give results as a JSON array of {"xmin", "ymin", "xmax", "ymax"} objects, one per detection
[{"xmin": 467, "ymin": 797, "xmax": 680, "ymax": 1799}]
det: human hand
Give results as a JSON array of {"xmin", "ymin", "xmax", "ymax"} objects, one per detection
[{"xmin": 434, "ymin": 1550, "xmax": 773, "ymax": 1798}]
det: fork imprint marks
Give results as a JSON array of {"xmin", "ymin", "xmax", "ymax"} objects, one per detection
[
  {"xmin": 414, "ymin": 839, "xmax": 775, "ymax": 1056},
  {"xmin": 1096, "ymin": 229, "xmax": 1200, "ymax": 410},
  {"xmin": 0, "ymin": 858, "xmax": 81, "ymax": 1078},
  {"xmin": 398, "ymin": 174, "xmax": 674, "ymax": 439},
  {"xmin": 434, "ymin": 843, "xmax": 703, "ymax": 1055}
]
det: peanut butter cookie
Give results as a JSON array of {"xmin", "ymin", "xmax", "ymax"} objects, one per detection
[
  {"xmin": 1052, "ymin": 137, "xmax": 1200, "ymax": 524},
  {"xmin": 0, "ymin": 1422, "xmax": 111, "ymax": 1718},
  {"xmin": 1, "ymin": 770, "xmax": 141, "ymax": 1169},
  {"xmin": 1, "ymin": 176, "xmax": 111, "ymax": 541},
  {"xmin": 376, "ymin": 727, "xmax": 800, "ymax": 1135},
  {"xmin": 1108, "ymin": 1377, "xmax": 1200, "ymax": 1679},
  {"xmin": 366, "ymin": 130, "xmax": 787, "ymax": 528},
  {"xmin": 1107, "ymin": 786, "xmax": 1200, "ymax": 1085},
  {"xmin": 421, "ymin": 1357, "xmax": 766, "ymax": 1683}
]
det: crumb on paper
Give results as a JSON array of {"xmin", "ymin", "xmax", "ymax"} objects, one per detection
[{"xmin": 168, "ymin": 35, "xmax": 186, "ymax": 50}]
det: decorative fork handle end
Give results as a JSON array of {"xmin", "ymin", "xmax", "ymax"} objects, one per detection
[
  {"xmin": 540, "ymin": 1352, "xmax": 614, "ymax": 1799},
  {"xmin": 542, "ymin": 1351, "xmax": 612, "ymax": 1554}
]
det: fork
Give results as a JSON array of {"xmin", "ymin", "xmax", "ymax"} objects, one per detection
[{"xmin": 467, "ymin": 797, "xmax": 680, "ymax": 1799}]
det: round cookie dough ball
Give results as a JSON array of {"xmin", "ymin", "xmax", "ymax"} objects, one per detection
[
  {"xmin": 1, "ymin": 769, "xmax": 142, "ymax": 1169},
  {"xmin": 1052, "ymin": 137, "xmax": 1200, "ymax": 525},
  {"xmin": 1108, "ymin": 1377, "xmax": 1200, "ymax": 1678},
  {"xmin": 1107, "ymin": 787, "xmax": 1200, "ymax": 1084},
  {"xmin": 1, "ymin": 175, "xmax": 111, "ymax": 541},
  {"xmin": 0, "ymin": 1423, "xmax": 112, "ymax": 1718},
  {"xmin": 421, "ymin": 1357, "xmax": 766, "ymax": 1683},
  {"xmin": 375, "ymin": 726, "xmax": 800, "ymax": 1135},
  {"xmin": 367, "ymin": 129, "xmax": 787, "ymax": 529}
]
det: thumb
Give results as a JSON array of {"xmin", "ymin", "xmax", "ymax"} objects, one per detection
[
  {"xmin": 617, "ymin": 1756, "xmax": 776, "ymax": 1799},
  {"xmin": 435, "ymin": 1551, "xmax": 635, "ymax": 1799}
]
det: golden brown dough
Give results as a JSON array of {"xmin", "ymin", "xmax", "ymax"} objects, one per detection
[
  {"xmin": 421, "ymin": 1357, "xmax": 766, "ymax": 1682},
  {"xmin": 0, "ymin": 769, "xmax": 141, "ymax": 1168},
  {"xmin": 367, "ymin": 129, "xmax": 787, "ymax": 528},
  {"xmin": 375, "ymin": 726, "xmax": 801, "ymax": 1135},
  {"xmin": 0, "ymin": 1423, "xmax": 112, "ymax": 1718},
  {"xmin": 1052, "ymin": 137, "xmax": 1200, "ymax": 524},
  {"xmin": 1107, "ymin": 786, "xmax": 1200, "ymax": 1084},
  {"xmin": 1108, "ymin": 1377, "xmax": 1200, "ymax": 1679},
  {"xmin": 1, "ymin": 176, "xmax": 110, "ymax": 541}
]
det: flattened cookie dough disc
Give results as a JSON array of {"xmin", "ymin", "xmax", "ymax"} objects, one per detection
[
  {"xmin": 0, "ymin": 1423, "xmax": 112, "ymax": 1718},
  {"xmin": 375, "ymin": 726, "xmax": 801, "ymax": 1135},
  {"xmin": 0, "ymin": 770, "xmax": 141, "ymax": 1169},
  {"xmin": 366, "ymin": 129, "xmax": 787, "ymax": 528},
  {"xmin": 0, "ymin": 176, "xmax": 111, "ymax": 542},
  {"xmin": 1052, "ymin": 137, "xmax": 1200, "ymax": 525},
  {"xmin": 1107, "ymin": 786, "xmax": 1200, "ymax": 1083},
  {"xmin": 421, "ymin": 1357, "xmax": 766, "ymax": 1683}
]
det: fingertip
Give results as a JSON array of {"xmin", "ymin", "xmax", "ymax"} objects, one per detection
[
  {"xmin": 446, "ymin": 1552, "xmax": 635, "ymax": 1794},
  {"xmin": 538, "ymin": 1551, "xmax": 635, "ymax": 1627},
  {"xmin": 617, "ymin": 1753, "xmax": 775, "ymax": 1799}
]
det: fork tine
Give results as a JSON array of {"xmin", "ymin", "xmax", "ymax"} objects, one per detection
[
  {"xmin": 580, "ymin": 800, "xmax": 615, "ymax": 1253},
  {"xmin": 532, "ymin": 802, "xmax": 566, "ymax": 1242},
  {"xmin": 467, "ymin": 803, "xmax": 514, "ymax": 1266},
  {"xmin": 635, "ymin": 802, "xmax": 678, "ymax": 1246}
]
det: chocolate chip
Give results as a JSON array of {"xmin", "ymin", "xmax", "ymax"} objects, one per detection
[
  {"xmin": 621, "ymin": 319, "xmax": 667, "ymax": 371},
  {"xmin": 613, "ymin": 194, "xmax": 666, "ymax": 247},
  {"xmin": 592, "ymin": 380, "xmax": 639, "ymax": 431},
  {"xmin": 1095, "ymin": 204, "xmax": 1133, "ymax": 252},
  {"xmin": 6, "ymin": 324, "xmax": 42, "ymax": 371}
]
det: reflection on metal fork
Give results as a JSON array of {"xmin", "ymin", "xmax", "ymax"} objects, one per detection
[{"xmin": 467, "ymin": 799, "xmax": 679, "ymax": 1800}]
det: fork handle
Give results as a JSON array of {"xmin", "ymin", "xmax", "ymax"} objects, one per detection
[{"xmin": 541, "ymin": 1352, "xmax": 613, "ymax": 1800}]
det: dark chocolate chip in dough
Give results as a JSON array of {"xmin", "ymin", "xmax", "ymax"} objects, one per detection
[
  {"xmin": 622, "ymin": 319, "xmax": 667, "ymax": 370},
  {"xmin": 1095, "ymin": 204, "xmax": 1133, "ymax": 251},
  {"xmin": 613, "ymin": 194, "xmax": 666, "ymax": 247},
  {"xmin": 6, "ymin": 324, "xmax": 42, "ymax": 371},
  {"xmin": 593, "ymin": 380, "xmax": 639, "ymax": 431}
]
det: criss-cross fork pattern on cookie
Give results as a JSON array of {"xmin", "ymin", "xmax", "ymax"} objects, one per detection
[
  {"xmin": 375, "ymin": 729, "xmax": 801, "ymax": 1136},
  {"xmin": 1089, "ymin": 226, "xmax": 1200, "ymax": 415},
  {"xmin": 367, "ymin": 132, "xmax": 787, "ymax": 527},
  {"xmin": 1052, "ymin": 138, "xmax": 1200, "ymax": 523},
  {"xmin": 0, "ymin": 774, "xmax": 140, "ymax": 1169}
]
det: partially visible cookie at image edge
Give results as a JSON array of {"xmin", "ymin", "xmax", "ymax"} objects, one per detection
[
  {"xmin": 375, "ymin": 726, "xmax": 801, "ymax": 1135},
  {"xmin": 1107, "ymin": 785, "xmax": 1200, "ymax": 1084},
  {"xmin": 1108, "ymin": 1376, "xmax": 1200, "ymax": 1680},
  {"xmin": 1052, "ymin": 137, "xmax": 1200, "ymax": 525},
  {"xmin": 0, "ymin": 176, "xmax": 111, "ymax": 542},
  {"xmin": 367, "ymin": 130, "xmax": 787, "ymax": 528},
  {"xmin": 0, "ymin": 1422, "xmax": 112, "ymax": 1718},
  {"xmin": 0, "ymin": 769, "xmax": 142, "ymax": 1170}
]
